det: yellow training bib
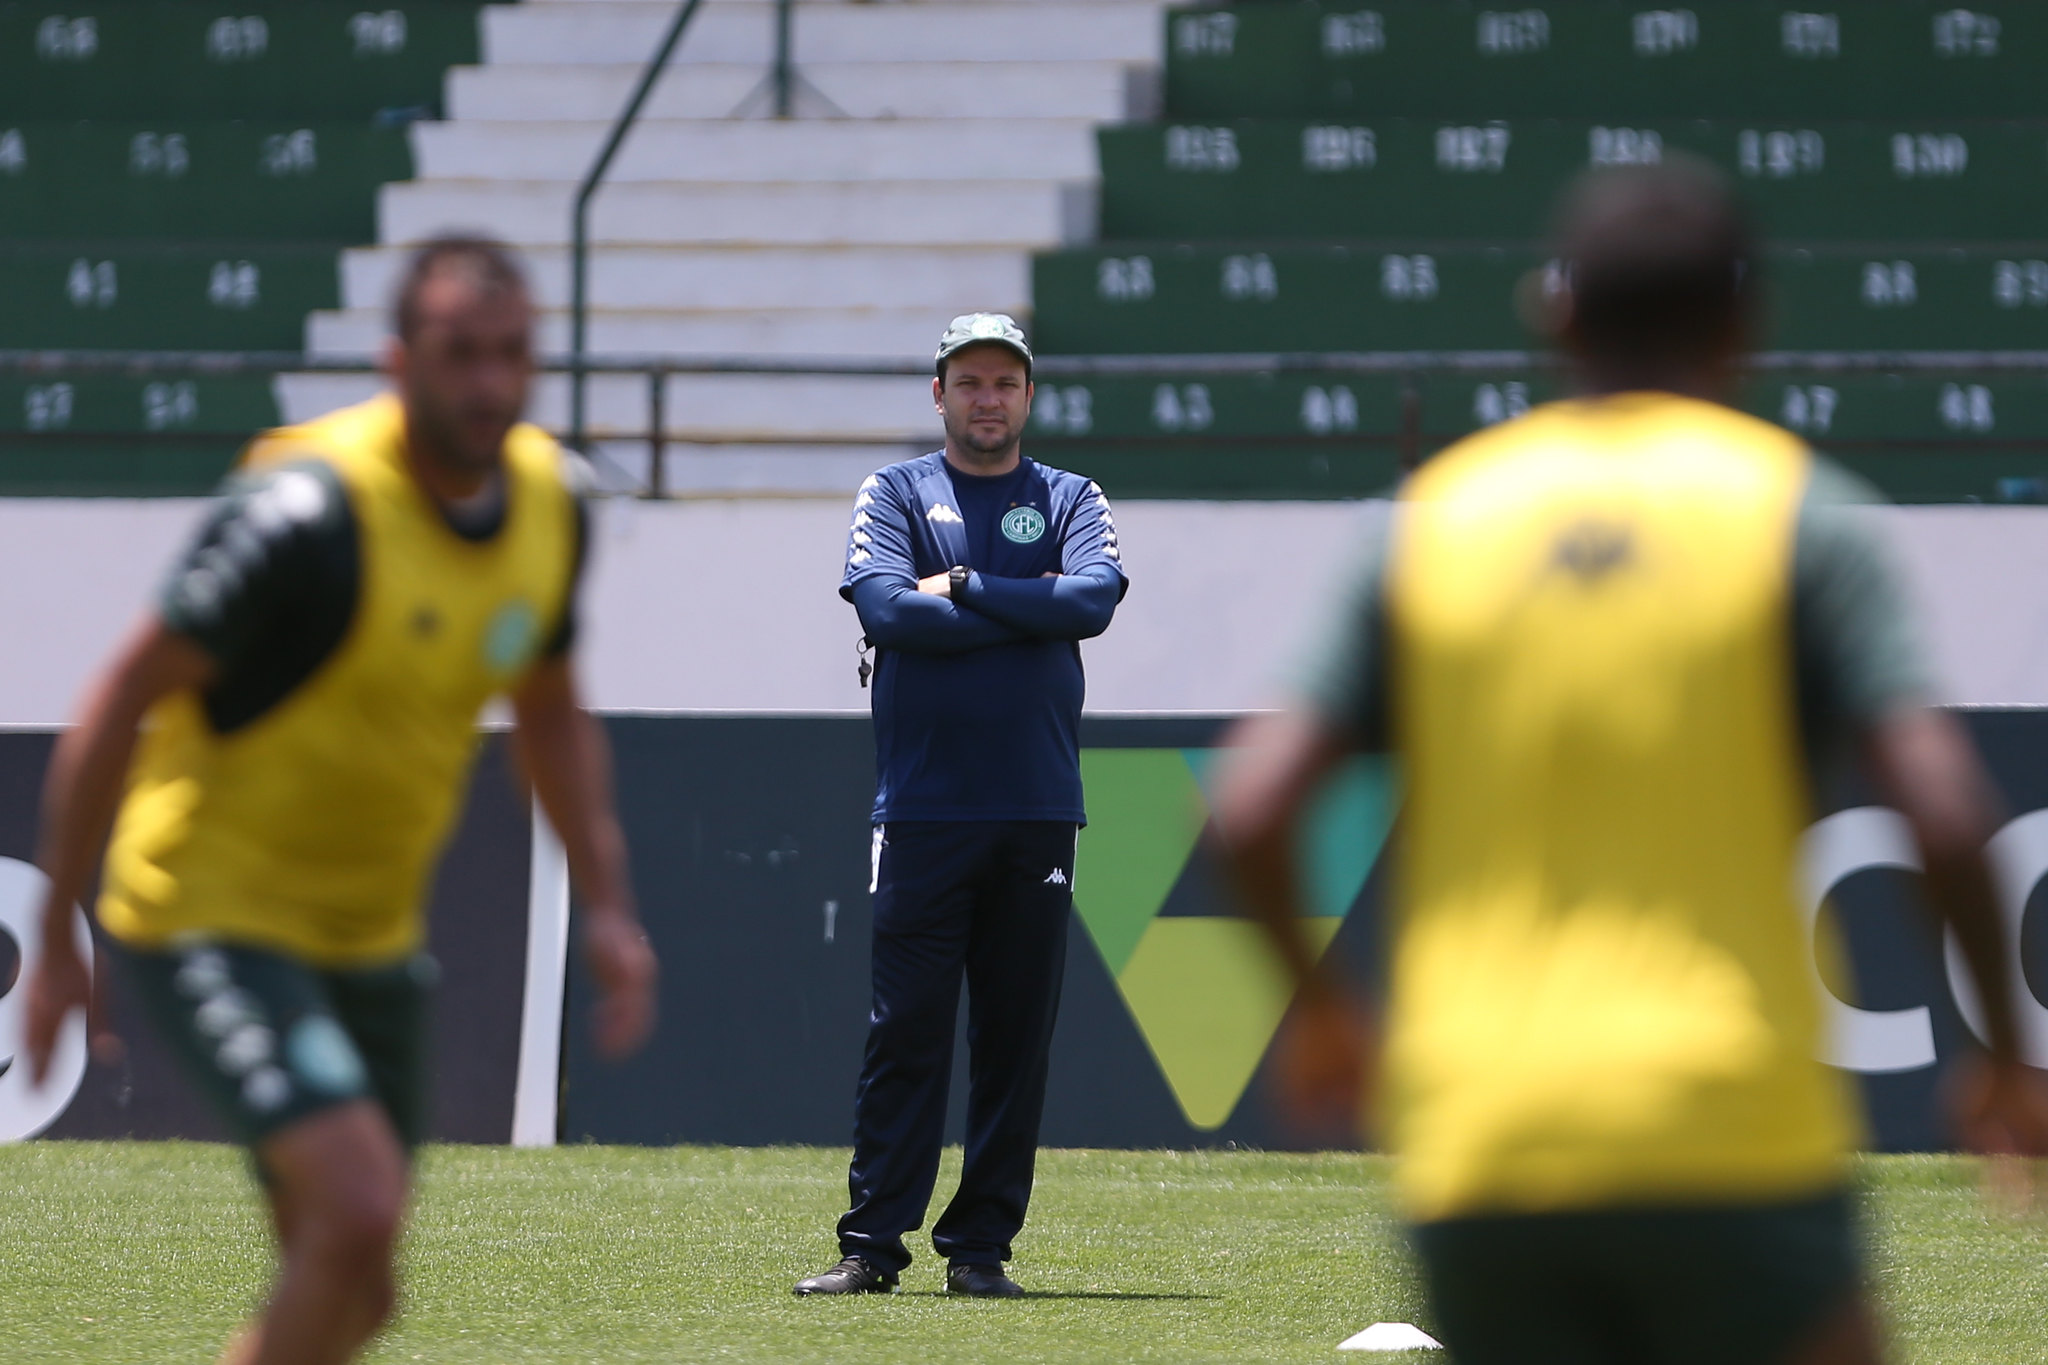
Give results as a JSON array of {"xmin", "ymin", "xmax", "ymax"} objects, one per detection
[
  {"xmin": 99, "ymin": 395, "xmax": 580, "ymax": 966},
  {"xmin": 1381, "ymin": 393, "xmax": 1857, "ymax": 1221}
]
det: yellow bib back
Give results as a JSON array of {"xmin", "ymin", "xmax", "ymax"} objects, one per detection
[
  {"xmin": 99, "ymin": 395, "xmax": 580, "ymax": 966},
  {"xmin": 1382, "ymin": 393, "xmax": 1857, "ymax": 1221}
]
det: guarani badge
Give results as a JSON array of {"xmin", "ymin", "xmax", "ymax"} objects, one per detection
[
  {"xmin": 484, "ymin": 600, "xmax": 540, "ymax": 673},
  {"xmin": 1001, "ymin": 506, "xmax": 1047, "ymax": 544}
]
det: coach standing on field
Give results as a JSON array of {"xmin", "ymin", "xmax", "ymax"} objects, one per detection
[{"xmin": 795, "ymin": 314, "xmax": 1127, "ymax": 1298}]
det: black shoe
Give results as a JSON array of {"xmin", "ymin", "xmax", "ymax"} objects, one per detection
[
  {"xmin": 794, "ymin": 1255, "xmax": 898, "ymax": 1296},
  {"xmin": 946, "ymin": 1262, "xmax": 1024, "ymax": 1298}
]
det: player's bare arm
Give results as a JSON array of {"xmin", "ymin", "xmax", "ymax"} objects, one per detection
[
  {"xmin": 510, "ymin": 653, "xmax": 658, "ymax": 1058},
  {"xmin": 1210, "ymin": 708, "xmax": 1373, "ymax": 1136},
  {"xmin": 24, "ymin": 617, "xmax": 216, "ymax": 1083},
  {"xmin": 1864, "ymin": 706, "xmax": 2048, "ymax": 1158}
]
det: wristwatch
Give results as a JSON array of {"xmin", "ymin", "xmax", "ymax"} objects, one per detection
[{"xmin": 948, "ymin": 565, "xmax": 970, "ymax": 599}]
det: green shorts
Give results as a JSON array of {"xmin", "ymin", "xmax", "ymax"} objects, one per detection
[
  {"xmin": 1411, "ymin": 1190, "xmax": 1862, "ymax": 1365},
  {"xmin": 121, "ymin": 940, "xmax": 435, "ymax": 1152}
]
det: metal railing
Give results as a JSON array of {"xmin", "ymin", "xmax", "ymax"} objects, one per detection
[
  {"xmin": 3, "ymin": 349, "xmax": 2047, "ymax": 498},
  {"xmin": 569, "ymin": 0, "xmax": 710, "ymax": 452},
  {"xmin": 569, "ymin": 0, "xmax": 838, "ymax": 452}
]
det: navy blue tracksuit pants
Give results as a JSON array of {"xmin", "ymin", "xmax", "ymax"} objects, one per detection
[{"xmin": 838, "ymin": 820, "xmax": 1076, "ymax": 1273}]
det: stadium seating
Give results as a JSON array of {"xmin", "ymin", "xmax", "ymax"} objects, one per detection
[
  {"xmin": 0, "ymin": 3, "xmax": 477, "ymax": 118},
  {"xmin": 8, "ymin": 0, "xmax": 2037, "ymax": 499},
  {"xmin": 0, "ymin": 2, "xmax": 479, "ymax": 493},
  {"xmin": 0, "ymin": 246, "xmax": 337, "ymax": 348},
  {"xmin": 1161, "ymin": 1, "xmax": 2041, "ymax": 120},
  {"xmin": 1026, "ymin": 0, "xmax": 2048, "ymax": 502},
  {"xmin": 1037, "ymin": 246, "xmax": 2048, "ymax": 353},
  {"xmin": 0, "ymin": 372, "xmax": 283, "ymax": 493},
  {"xmin": 0, "ymin": 123, "xmax": 410, "ymax": 240},
  {"xmin": 1098, "ymin": 120, "xmax": 2047, "ymax": 242},
  {"xmin": 1026, "ymin": 369, "xmax": 2048, "ymax": 502}
]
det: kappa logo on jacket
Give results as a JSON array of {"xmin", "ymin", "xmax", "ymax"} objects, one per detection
[{"xmin": 926, "ymin": 503, "xmax": 965, "ymax": 524}]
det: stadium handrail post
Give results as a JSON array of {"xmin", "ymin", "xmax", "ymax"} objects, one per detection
[
  {"xmin": 569, "ymin": 0, "xmax": 709, "ymax": 457},
  {"xmin": 1398, "ymin": 372, "xmax": 1422, "ymax": 471},
  {"xmin": 647, "ymin": 366, "xmax": 668, "ymax": 499},
  {"xmin": 774, "ymin": 0, "xmax": 793, "ymax": 118}
]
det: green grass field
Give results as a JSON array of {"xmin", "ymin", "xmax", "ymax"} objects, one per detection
[{"xmin": 2, "ymin": 1145, "xmax": 2043, "ymax": 1363}]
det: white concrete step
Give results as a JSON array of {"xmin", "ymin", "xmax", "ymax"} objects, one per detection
[
  {"xmin": 380, "ymin": 178, "xmax": 1090, "ymax": 248},
  {"xmin": 278, "ymin": 371, "xmax": 943, "ymax": 442},
  {"xmin": 409, "ymin": 118, "xmax": 1098, "ymax": 183},
  {"xmin": 483, "ymin": 1, "xmax": 1165, "ymax": 66},
  {"xmin": 446, "ymin": 61, "xmax": 1152, "ymax": 122},
  {"xmin": 307, "ymin": 307, "xmax": 964, "ymax": 359},
  {"xmin": 337, "ymin": 243, "xmax": 1029, "ymax": 311}
]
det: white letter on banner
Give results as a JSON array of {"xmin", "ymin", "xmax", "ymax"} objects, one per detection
[
  {"xmin": 1944, "ymin": 809, "xmax": 2048, "ymax": 1067},
  {"xmin": 0, "ymin": 857, "xmax": 93, "ymax": 1141},
  {"xmin": 1800, "ymin": 807, "xmax": 1937, "ymax": 1072}
]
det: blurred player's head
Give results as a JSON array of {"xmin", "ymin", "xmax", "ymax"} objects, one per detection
[
  {"xmin": 1541, "ymin": 158, "xmax": 1756, "ymax": 393},
  {"xmin": 385, "ymin": 235, "xmax": 534, "ymax": 479},
  {"xmin": 934, "ymin": 313, "xmax": 1034, "ymax": 468}
]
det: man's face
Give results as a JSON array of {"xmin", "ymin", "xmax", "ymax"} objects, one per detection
[
  {"xmin": 387, "ymin": 271, "xmax": 535, "ymax": 476},
  {"xmin": 935, "ymin": 346, "xmax": 1032, "ymax": 460}
]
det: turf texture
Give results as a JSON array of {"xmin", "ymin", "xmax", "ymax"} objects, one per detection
[{"xmin": 2, "ymin": 1145, "xmax": 2044, "ymax": 1363}]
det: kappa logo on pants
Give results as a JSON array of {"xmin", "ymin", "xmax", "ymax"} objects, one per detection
[{"xmin": 1043, "ymin": 868, "xmax": 1069, "ymax": 886}]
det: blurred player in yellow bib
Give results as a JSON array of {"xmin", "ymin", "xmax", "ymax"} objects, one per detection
[
  {"xmin": 24, "ymin": 237, "xmax": 659, "ymax": 1365},
  {"xmin": 1213, "ymin": 162, "xmax": 2048, "ymax": 1365}
]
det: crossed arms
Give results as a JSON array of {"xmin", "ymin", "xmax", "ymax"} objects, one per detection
[{"xmin": 849, "ymin": 566, "xmax": 1122, "ymax": 655}]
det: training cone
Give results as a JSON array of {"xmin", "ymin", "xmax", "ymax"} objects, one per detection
[{"xmin": 1337, "ymin": 1322, "xmax": 1444, "ymax": 1352}]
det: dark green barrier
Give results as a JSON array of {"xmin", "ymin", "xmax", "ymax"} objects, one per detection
[
  {"xmin": 1034, "ymin": 246, "xmax": 2048, "ymax": 353},
  {"xmin": 0, "ymin": 3, "xmax": 479, "ymax": 119},
  {"xmin": 0, "ymin": 247, "xmax": 336, "ymax": 348},
  {"xmin": 1028, "ymin": 370, "xmax": 2048, "ymax": 503},
  {"xmin": 0, "ymin": 122, "xmax": 410, "ymax": 240},
  {"xmin": 1101, "ymin": 120, "xmax": 2048, "ymax": 242},
  {"xmin": 1166, "ymin": 1, "xmax": 2044, "ymax": 120},
  {"xmin": 558, "ymin": 713, "xmax": 2048, "ymax": 1152}
]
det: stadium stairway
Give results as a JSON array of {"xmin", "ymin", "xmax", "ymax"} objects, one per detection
[{"xmin": 289, "ymin": 0, "xmax": 1173, "ymax": 495}]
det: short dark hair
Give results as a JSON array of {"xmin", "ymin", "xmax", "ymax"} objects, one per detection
[
  {"xmin": 391, "ymin": 234, "xmax": 529, "ymax": 340},
  {"xmin": 1553, "ymin": 157, "xmax": 1755, "ymax": 364},
  {"xmin": 936, "ymin": 343, "xmax": 1032, "ymax": 387}
]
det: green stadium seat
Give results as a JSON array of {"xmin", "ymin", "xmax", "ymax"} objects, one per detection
[
  {"xmin": 1029, "ymin": 367, "xmax": 2048, "ymax": 502},
  {"xmin": 0, "ymin": 2, "xmax": 479, "ymax": 120},
  {"xmin": 0, "ymin": 373, "xmax": 279, "ymax": 436},
  {"xmin": 1034, "ymin": 246, "xmax": 2048, "ymax": 353},
  {"xmin": 0, "ymin": 373, "xmax": 278, "ymax": 493},
  {"xmin": 1100, "ymin": 119, "xmax": 2048, "ymax": 242},
  {"xmin": 0, "ymin": 245, "xmax": 337, "ymax": 348},
  {"xmin": 1035, "ymin": 244, "xmax": 1533, "ymax": 352},
  {"xmin": 1165, "ymin": 1, "xmax": 2044, "ymax": 121},
  {"xmin": 0, "ymin": 121, "xmax": 411, "ymax": 241}
]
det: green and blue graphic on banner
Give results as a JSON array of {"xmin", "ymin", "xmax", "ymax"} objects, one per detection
[{"xmin": 1073, "ymin": 748, "xmax": 1397, "ymax": 1129}]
